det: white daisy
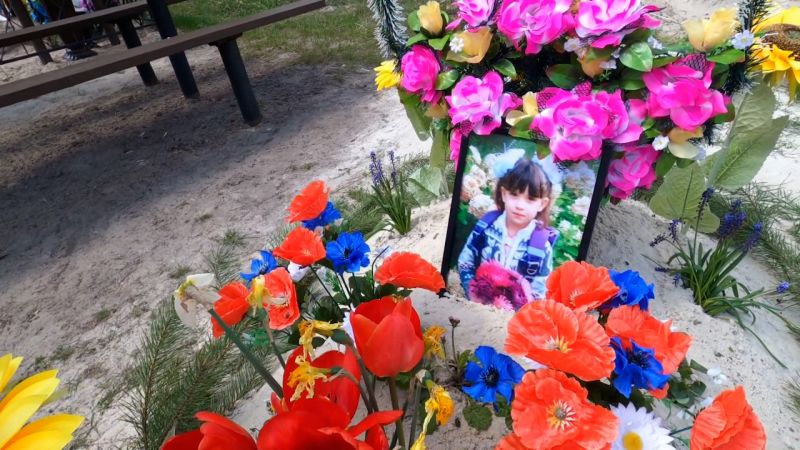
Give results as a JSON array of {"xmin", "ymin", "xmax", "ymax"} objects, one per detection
[
  {"xmin": 610, "ymin": 403, "xmax": 675, "ymax": 450},
  {"xmin": 450, "ymin": 36, "xmax": 465, "ymax": 53},
  {"xmin": 731, "ymin": 30, "xmax": 755, "ymax": 50},
  {"xmin": 564, "ymin": 38, "xmax": 583, "ymax": 52},
  {"xmin": 652, "ymin": 135, "xmax": 670, "ymax": 151}
]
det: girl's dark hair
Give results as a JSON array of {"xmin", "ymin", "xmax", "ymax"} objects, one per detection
[{"xmin": 494, "ymin": 158, "xmax": 554, "ymax": 226}]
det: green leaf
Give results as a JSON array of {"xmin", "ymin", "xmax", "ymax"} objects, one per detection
[
  {"xmin": 653, "ymin": 56, "xmax": 678, "ymax": 68},
  {"xmin": 407, "ymin": 33, "xmax": 427, "ymax": 46},
  {"xmin": 407, "ymin": 165, "xmax": 445, "ymax": 206},
  {"xmin": 429, "ymin": 34, "xmax": 451, "ymax": 50},
  {"xmin": 398, "ymin": 90, "xmax": 431, "ymax": 140},
  {"xmin": 708, "ymin": 48, "xmax": 745, "ymax": 64},
  {"xmin": 620, "ymin": 42, "xmax": 653, "ymax": 72},
  {"xmin": 463, "ymin": 402, "xmax": 493, "ymax": 431},
  {"xmin": 408, "ymin": 11, "xmax": 421, "ymax": 32},
  {"xmin": 713, "ymin": 101, "xmax": 735, "ymax": 124},
  {"xmin": 547, "ymin": 64, "xmax": 582, "ymax": 89},
  {"xmin": 435, "ymin": 70, "xmax": 460, "ymax": 90},
  {"xmin": 492, "ymin": 59, "xmax": 517, "ymax": 78},
  {"xmin": 620, "ymin": 69, "xmax": 645, "ymax": 90},
  {"xmin": 430, "ymin": 127, "xmax": 449, "ymax": 168},
  {"xmin": 649, "ymin": 163, "xmax": 720, "ymax": 232},
  {"xmin": 655, "ymin": 152, "xmax": 677, "ymax": 177},
  {"xmin": 705, "ymin": 83, "xmax": 788, "ymax": 191}
]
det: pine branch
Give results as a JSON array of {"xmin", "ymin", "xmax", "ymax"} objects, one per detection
[
  {"xmin": 206, "ymin": 229, "xmax": 248, "ymax": 287},
  {"xmin": 739, "ymin": 0, "xmax": 773, "ymax": 32},
  {"xmin": 367, "ymin": 0, "xmax": 409, "ymax": 59}
]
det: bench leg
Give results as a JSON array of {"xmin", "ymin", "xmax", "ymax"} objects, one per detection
[
  {"xmin": 117, "ymin": 19, "xmax": 158, "ymax": 87},
  {"xmin": 7, "ymin": 0, "xmax": 53, "ymax": 65},
  {"xmin": 146, "ymin": 0, "xmax": 199, "ymax": 99},
  {"xmin": 214, "ymin": 39, "xmax": 261, "ymax": 126}
]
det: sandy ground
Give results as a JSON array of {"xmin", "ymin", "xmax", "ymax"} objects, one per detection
[{"xmin": 1, "ymin": 0, "xmax": 799, "ymax": 449}]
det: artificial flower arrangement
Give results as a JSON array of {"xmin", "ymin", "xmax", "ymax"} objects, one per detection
[
  {"xmin": 163, "ymin": 180, "xmax": 767, "ymax": 449},
  {"xmin": 374, "ymin": 0, "xmax": 795, "ymax": 202}
]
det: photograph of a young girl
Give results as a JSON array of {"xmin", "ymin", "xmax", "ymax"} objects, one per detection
[{"xmin": 447, "ymin": 134, "xmax": 601, "ymax": 311}]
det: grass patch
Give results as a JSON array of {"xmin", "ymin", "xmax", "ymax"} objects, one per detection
[
  {"xmin": 52, "ymin": 344, "xmax": 76, "ymax": 362},
  {"xmin": 171, "ymin": 0, "xmax": 418, "ymax": 65},
  {"xmin": 788, "ymin": 376, "xmax": 800, "ymax": 418},
  {"xmin": 92, "ymin": 308, "xmax": 114, "ymax": 324},
  {"xmin": 168, "ymin": 265, "xmax": 192, "ymax": 280}
]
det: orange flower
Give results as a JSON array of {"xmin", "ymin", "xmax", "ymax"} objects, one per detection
[
  {"xmin": 691, "ymin": 386, "xmax": 766, "ymax": 450},
  {"xmin": 606, "ymin": 305, "xmax": 691, "ymax": 374},
  {"xmin": 263, "ymin": 268, "xmax": 300, "ymax": 330},
  {"xmin": 510, "ymin": 369, "xmax": 619, "ymax": 450},
  {"xmin": 287, "ymin": 180, "xmax": 329, "ymax": 223},
  {"xmin": 162, "ymin": 411, "xmax": 257, "ymax": 450},
  {"xmin": 273, "ymin": 227, "xmax": 326, "ymax": 267},
  {"xmin": 505, "ymin": 300, "xmax": 615, "ymax": 381},
  {"xmin": 546, "ymin": 261, "xmax": 619, "ymax": 312},
  {"xmin": 374, "ymin": 252, "xmax": 445, "ymax": 293},
  {"xmin": 211, "ymin": 282, "xmax": 250, "ymax": 338}
]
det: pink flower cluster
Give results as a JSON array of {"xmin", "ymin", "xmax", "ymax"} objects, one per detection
[
  {"xmin": 575, "ymin": 0, "xmax": 661, "ymax": 48},
  {"xmin": 497, "ymin": 0, "xmax": 574, "ymax": 54},
  {"xmin": 606, "ymin": 144, "xmax": 660, "ymax": 199},
  {"xmin": 452, "ymin": 0, "xmax": 494, "ymax": 28},
  {"xmin": 643, "ymin": 55, "xmax": 730, "ymax": 131},
  {"xmin": 400, "ymin": 45, "xmax": 441, "ymax": 103},
  {"xmin": 446, "ymin": 71, "xmax": 520, "ymax": 135},
  {"xmin": 533, "ymin": 87, "xmax": 646, "ymax": 162}
]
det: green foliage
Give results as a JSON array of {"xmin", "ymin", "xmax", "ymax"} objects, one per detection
[
  {"xmin": 369, "ymin": 152, "xmax": 414, "ymax": 235},
  {"xmin": 787, "ymin": 375, "xmax": 800, "ymax": 419},
  {"xmin": 407, "ymin": 165, "xmax": 448, "ymax": 207},
  {"xmin": 662, "ymin": 360, "xmax": 708, "ymax": 413},
  {"xmin": 462, "ymin": 402, "xmax": 493, "ymax": 431},
  {"xmin": 620, "ymin": 42, "xmax": 653, "ymax": 72},
  {"xmin": 399, "ymin": 89, "xmax": 432, "ymax": 140},
  {"xmin": 649, "ymin": 163, "xmax": 720, "ymax": 232}
]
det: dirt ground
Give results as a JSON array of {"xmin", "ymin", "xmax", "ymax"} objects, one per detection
[{"xmin": 1, "ymin": 1, "xmax": 800, "ymax": 448}]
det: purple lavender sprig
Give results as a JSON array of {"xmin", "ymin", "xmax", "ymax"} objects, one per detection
[
  {"xmin": 369, "ymin": 151, "xmax": 385, "ymax": 186},
  {"xmin": 776, "ymin": 281, "xmax": 791, "ymax": 294},
  {"xmin": 740, "ymin": 222, "xmax": 763, "ymax": 253}
]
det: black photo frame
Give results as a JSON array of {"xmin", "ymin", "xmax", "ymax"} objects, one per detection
[{"xmin": 440, "ymin": 132, "xmax": 612, "ymax": 306}]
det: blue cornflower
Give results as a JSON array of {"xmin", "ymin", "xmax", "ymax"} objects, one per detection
[
  {"xmin": 463, "ymin": 346, "xmax": 525, "ymax": 405},
  {"xmin": 302, "ymin": 201, "xmax": 342, "ymax": 230},
  {"xmin": 603, "ymin": 270, "xmax": 655, "ymax": 311},
  {"xmin": 777, "ymin": 281, "xmax": 791, "ymax": 294},
  {"xmin": 610, "ymin": 337, "xmax": 670, "ymax": 398},
  {"xmin": 240, "ymin": 250, "xmax": 277, "ymax": 283},
  {"xmin": 326, "ymin": 231, "xmax": 370, "ymax": 274}
]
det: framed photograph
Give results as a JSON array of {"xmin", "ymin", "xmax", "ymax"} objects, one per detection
[{"xmin": 441, "ymin": 133, "xmax": 611, "ymax": 310}]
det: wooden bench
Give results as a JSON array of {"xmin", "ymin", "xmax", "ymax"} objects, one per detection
[{"xmin": 0, "ymin": 0, "xmax": 326, "ymax": 125}]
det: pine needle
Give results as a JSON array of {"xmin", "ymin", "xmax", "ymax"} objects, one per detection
[{"xmin": 367, "ymin": 0, "xmax": 408, "ymax": 59}]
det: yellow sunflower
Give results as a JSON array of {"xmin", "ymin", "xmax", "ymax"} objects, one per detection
[
  {"xmin": 374, "ymin": 60, "xmax": 402, "ymax": 91},
  {"xmin": 754, "ymin": 7, "xmax": 800, "ymax": 97},
  {"xmin": 0, "ymin": 354, "xmax": 83, "ymax": 450}
]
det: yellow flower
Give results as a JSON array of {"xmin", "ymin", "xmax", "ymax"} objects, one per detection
[
  {"xmin": 506, "ymin": 92, "xmax": 538, "ymax": 127},
  {"xmin": 410, "ymin": 431, "xmax": 428, "ymax": 450},
  {"xmin": 426, "ymin": 382, "xmax": 454, "ymax": 426},
  {"xmin": 754, "ymin": 6, "xmax": 800, "ymax": 32},
  {"xmin": 298, "ymin": 320, "xmax": 342, "ymax": 357},
  {"xmin": 374, "ymin": 60, "xmax": 402, "ymax": 91},
  {"xmin": 247, "ymin": 275, "xmax": 266, "ymax": 309},
  {"xmin": 755, "ymin": 45, "xmax": 800, "ymax": 97},
  {"xmin": 0, "ymin": 354, "xmax": 84, "ymax": 450},
  {"xmin": 683, "ymin": 7, "xmax": 739, "ymax": 52},
  {"xmin": 286, "ymin": 353, "xmax": 329, "ymax": 401},
  {"xmin": 418, "ymin": 1, "xmax": 443, "ymax": 36},
  {"xmin": 447, "ymin": 27, "xmax": 493, "ymax": 64},
  {"xmin": 423, "ymin": 326, "xmax": 446, "ymax": 359}
]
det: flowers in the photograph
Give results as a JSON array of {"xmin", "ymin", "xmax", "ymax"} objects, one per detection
[
  {"xmin": 691, "ymin": 386, "xmax": 766, "ymax": 450},
  {"xmin": 447, "ymin": 72, "xmax": 520, "ymax": 135},
  {"xmin": 609, "ymin": 403, "xmax": 674, "ymax": 450},
  {"xmin": 469, "ymin": 260, "xmax": 533, "ymax": 310},
  {"xmin": 374, "ymin": 251, "xmax": 446, "ymax": 292},
  {"xmin": 496, "ymin": 0, "xmax": 574, "ymax": 54},
  {"xmin": 463, "ymin": 346, "xmax": 525, "ymax": 404},
  {"xmin": 401, "ymin": 45, "xmax": 442, "ymax": 103}
]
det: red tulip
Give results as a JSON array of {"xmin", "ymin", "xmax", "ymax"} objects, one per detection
[
  {"xmin": 350, "ymin": 296, "xmax": 424, "ymax": 377},
  {"xmin": 161, "ymin": 411, "xmax": 257, "ymax": 450},
  {"xmin": 257, "ymin": 397, "xmax": 401, "ymax": 450}
]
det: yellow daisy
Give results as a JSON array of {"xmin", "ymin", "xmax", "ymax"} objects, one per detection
[
  {"xmin": 754, "ymin": 7, "xmax": 800, "ymax": 97},
  {"xmin": 374, "ymin": 60, "xmax": 402, "ymax": 91}
]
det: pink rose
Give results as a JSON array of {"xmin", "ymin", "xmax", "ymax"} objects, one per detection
[
  {"xmin": 533, "ymin": 86, "xmax": 644, "ymax": 162},
  {"xmin": 643, "ymin": 55, "xmax": 730, "ymax": 131},
  {"xmin": 453, "ymin": 0, "xmax": 494, "ymax": 28},
  {"xmin": 446, "ymin": 71, "xmax": 520, "ymax": 135},
  {"xmin": 575, "ymin": 0, "xmax": 660, "ymax": 48},
  {"xmin": 606, "ymin": 144, "xmax": 660, "ymax": 199},
  {"xmin": 400, "ymin": 45, "xmax": 441, "ymax": 103},
  {"xmin": 497, "ymin": 0, "xmax": 574, "ymax": 54}
]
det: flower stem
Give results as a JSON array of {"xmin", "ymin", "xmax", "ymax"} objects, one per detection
[
  {"xmin": 388, "ymin": 377, "xmax": 407, "ymax": 450},
  {"xmin": 207, "ymin": 307, "xmax": 283, "ymax": 398},
  {"xmin": 334, "ymin": 368, "xmax": 375, "ymax": 414},
  {"xmin": 346, "ymin": 342, "xmax": 379, "ymax": 412},
  {"xmin": 310, "ymin": 266, "xmax": 342, "ymax": 318},
  {"xmin": 406, "ymin": 376, "xmax": 422, "ymax": 447},
  {"xmin": 265, "ymin": 318, "xmax": 286, "ymax": 369},
  {"xmin": 669, "ymin": 425, "xmax": 693, "ymax": 436}
]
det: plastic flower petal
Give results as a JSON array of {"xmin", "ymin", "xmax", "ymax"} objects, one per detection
[
  {"xmin": 447, "ymin": 27, "xmax": 493, "ymax": 64},
  {"xmin": 606, "ymin": 306, "xmax": 691, "ymax": 374},
  {"xmin": 374, "ymin": 252, "xmax": 445, "ymax": 292},
  {"xmin": 273, "ymin": 227, "xmax": 326, "ymax": 267},
  {"xmin": 286, "ymin": 180, "xmax": 329, "ymax": 223},
  {"xmin": 510, "ymin": 369, "xmax": 619, "ymax": 449},
  {"xmin": 418, "ymin": 1, "xmax": 443, "ymax": 35},
  {"xmin": 302, "ymin": 201, "xmax": 342, "ymax": 230},
  {"xmin": 173, "ymin": 273, "xmax": 216, "ymax": 328},
  {"xmin": 423, "ymin": 325, "xmax": 447, "ymax": 359},
  {"xmin": 240, "ymin": 250, "xmax": 277, "ymax": 283},
  {"xmin": 546, "ymin": 261, "xmax": 619, "ymax": 312},
  {"xmin": 602, "ymin": 269, "xmax": 655, "ymax": 311},
  {"xmin": 211, "ymin": 282, "xmax": 250, "ymax": 338},
  {"xmin": 326, "ymin": 231, "xmax": 370, "ymax": 274},
  {"xmin": 497, "ymin": 0, "xmax": 574, "ymax": 54},
  {"xmin": 610, "ymin": 403, "xmax": 674, "ymax": 450},
  {"xmin": 401, "ymin": 45, "xmax": 442, "ymax": 103},
  {"xmin": 463, "ymin": 346, "xmax": 525, "ymax": 404},
  {"xmin": 505, "ymin": 300, "xmax": 615, "ymax": 381},
  {"xmin": 282, "ymin": 347, "xmax": 361, "ymax": 420},
  {"xmin": 375, "ymin": 60, "xmax": 401, "ymax": 91},
  {"xmin": 575, "ymin": 0, "xmax": 661, "ymax": 48},
  {"xmin": 610, "ymin": 337, "xmax": 670, "ymax": 398},
  {"xmin": 298, "ymin": 319, "xmax": 342, "ymax": 357},
  {"xmin": 262, "ymin": 268, "xmax": 300, "ymax": 330},
  {"xmin": 690, "ymin": 386, "xmax": 766, "ymax": 450},
  {"xmin": 413, "ymin": 382, "xmax": 454, "ymax": 449},
  {"xmin": 446, "ymin": 71, "xmax": 520, "ymax": 135},
  {"xmin": 683, "ymin": 8, "xmax": 738, "ymax": 52},
  {"xmin": 162, "ymin": 411, "xmax": 257, "ymax": 450}
]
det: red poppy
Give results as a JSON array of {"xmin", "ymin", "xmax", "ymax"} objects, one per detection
[
  {"xmin": 546, "ymin": 261, "xmax": 619, "ymax": 312},
  {"xmin": 273, "ymin": 227, "xmax": 326, "ymax": 267},
  {"xmin": 351, "ymin": 296, "xmax": 424, "ymax": 377},
  {"xmin": 510, "ymin": 369, "xmax": 619, "ymax": 450},
  {"xmin": 606, "ymin": 305, "xmax": 692, "ymax": 374},
  {"xmin": 257, "ymin": 397, "xmax": 401, "ymax": 450},
  {"xmin": 374, "ymin": 252, "xmax": 445, "ymax": 293},
  {"xmin": 211, "ymin": 282, "xmax": 250, "ymax": 338},
  {"xmin": 282, "ymin": 346, "xmax": 362, "ymax": 421},
  {"xmin": 262, "ymin": 268, "xmax": 300, "ymax": 330},
  {"xmin": 287, "ymin": 180, "xmax": 329, "ymax": 223},
  {"xmin": 691, "ymin": 386, "xmax": 766, "ymax": 450},
  {"xmin": 505, "ymin": 300, "xmax": 615, "ymax": 381},
  {"xmin": 161, "ymin": 411, "xmax": 257, "ymax": 450}
]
